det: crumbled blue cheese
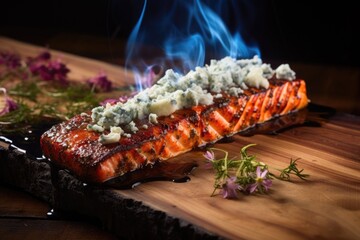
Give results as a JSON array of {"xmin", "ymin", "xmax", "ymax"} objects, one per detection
[
  {"xmin": 244, "ymin": 67, "xmax": 269, "ymax": 89},
  {"xmin": 149, "ymin": 113, "xmax": 158, "ymax": 124},
  {"xmin": 261, "ymin": 64, "xmax": 275, "ymax": 79},
  {"xmin": 99, "ymin": 126, "xmax": 123, "ymax": 144},
  {"xmin": 87, "ymin": 124, "xmax": 104, "ymax": 132},
  {"xmin": 275, "ymin": 64, "xmax": 296, "ymax": 80},
  {"xmin": 123, "ymin": 133, "xmax": 132, "ymax": 138},
  {"xmin": 127, "ymin": 121, "xmax": 139, "ymax": 133},
  {"xmin": 89, "ymin": 56, "xmax": 297, "ymax": 138},
  {"xmin": 228, "ymin": 87, "xmax": 243, "ymax": 97}
]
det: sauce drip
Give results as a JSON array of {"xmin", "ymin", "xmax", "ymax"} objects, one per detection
[
  {"xmin": 0, "ymin": 118, "xmax": 61, "ymax": 159},
  {"xmin": 103, "ymin": 160, "xmax": 198, "ymax": 189}
]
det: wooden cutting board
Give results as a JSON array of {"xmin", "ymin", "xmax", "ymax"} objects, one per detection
[{"xmin": 1, "ymin": 37, "xmax": 359, "ymax": 239}]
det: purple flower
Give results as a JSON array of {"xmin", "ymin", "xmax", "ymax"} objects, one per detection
[
  {"xmin": 26, "ymin": 51, "xmax": 51, "ymax": 63},
  {"xmin": 247, "ymin": 166, "xmax": 272, "ymax": 193},
  {"xmin": 46, "ymin": 59, "xmax": 70, "ymax": 84},
  {"xmin": 0, "ymin": 51, "xmax": 21, "ymax": 69},
  {"xmin": 27, "ymin": 51, "xmax": 69, "ymax": 84},
  {"xmin": 204, "ymin": 150, "xmax": 215, "ymax": 161},
  {"xmin": 220, "ymin": 176, "xmax": 241, "ymax": 199},
  {"xmin": 35, "ymin": 51, "xmax": 51, "ymax": 61},
  {"xmin": 204, "ymin": 150, "xmax": 215, "ymax": 169},
  {"xmin": 0, "ymin": 88, "xmax": 18, "ymax": 116},
  {"xmin": 87, "ymin": 72, "xmax": 112, "ymax": 92},
  {"xmin": 28, "ymin": 57, "xmax": 69, "ymax": 84}
]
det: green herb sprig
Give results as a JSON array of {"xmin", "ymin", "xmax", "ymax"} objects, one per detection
[
  {"xmin": 0, "ymin": 50, "xmax": 113, "ymax": 133},
  {"xmin": 204, "ymin": 144, "xmax": 309, "ymax": 199},
  {"xmin": 0, "ymin": 83, "xmax": 99, "ymax": 133},
  {"xmin": 271, "ymin": 158, "xmax": 310, "ymax": 181}
]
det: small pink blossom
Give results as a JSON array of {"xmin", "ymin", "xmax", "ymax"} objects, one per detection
[
  {"xmin": 27, "ymin": 51, "xmax": 50, "ymax": 72},
  {"xmin": 0, "ymin": 88, "xmax": 18, "ymax": 116},
  {"xmin": 0, "ymin": 51, "xmax": 21, "ymax": 69},
  {"xmin": 247, "ymin": 166, "xmax": 272, "ymax": 193},
  {"xmin": 204, "ymin": 150, "xmax": 215, "ymax": 169},
  {"xmin": 34, "ymin": 51, "xmax": 51, "ymax": 61},
  {"xmin": 204, "ymin": 150, "xmax": 214, "ymax": 161},
  {"xmin": 87, "ymin": 72, "xmax": 112, "ymax": 92},
  {"xmin": 220, "ymin": 176, "xmax": 241, "ymax": 199},
  {"xmin": 27, "ymin": 51, "xmax": 51, "ymax": 63},
  {"xmin": 27, "ymin": 52, "xmax": 69, "ymax": 84}
]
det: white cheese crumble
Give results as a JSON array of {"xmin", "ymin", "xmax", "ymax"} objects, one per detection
[
  {"xmin": 99, "ymin": 126, "xmax": 123, "ymax": 144},
  {"xmin": 127, "ymin": 121, "xmax": 139, "ymax": 133},
  {"xmin": 89, "ymin": 56, "xmax": 297, "ymax": 144},
  {"xmin": 123, "ymin": 133, "xmax": 131, "ymax": 138},
  {"xmin": 275, "ymin": 64, "xmax": 296, "ymax": 80},
  {"xmin": 87, "ymin": 124, "xmax": 104, "ymax": 132},
  {"xmin": 244, "ymin": 67, "xmax": 269, "ymax": 89},
  {"xmin": 149, "ymin": 113, "xmax": 158, "ymax": 124},
  {"xmin": 215, "ymin": 93, "xmax": 223, "ymax": 98}
]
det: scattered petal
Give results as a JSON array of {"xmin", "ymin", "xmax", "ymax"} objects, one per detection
[
  {"xmin": 0, "ymin": 51, "xmax": 21, "ymax": 69},
  {"xmin": 27, "ymin": 50, "xmax": 51, "ymax": 64},
  {"xmin": 46, "ymin": 59, "xmax": 70, "ymax": 84},
  {"xmin": 87, "ymin": 72, "xmax": 112, "ymax": 92},
  {"xmin": 28, "ymin": 55, "xmax": 69, "ymax": 84},
  {"xmin": 35, "ymin": 51, "xmax": 51, "ymax": 61}
]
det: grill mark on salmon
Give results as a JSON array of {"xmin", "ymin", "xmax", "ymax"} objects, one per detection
[{"xmin": 40, "ymin": 79, "xmax": 309, "ymax": 183}]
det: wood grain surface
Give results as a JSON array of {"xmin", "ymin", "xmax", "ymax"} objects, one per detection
[
  {"xmin": 1, "ymin": 37, "xmax": 360, "ymax": 239},
  {"xmin": 113, "ymin": 118, "xmax": 360, "ymax": 239}
]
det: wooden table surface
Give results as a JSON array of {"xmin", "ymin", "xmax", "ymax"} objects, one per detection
[
  {"xmin": 1, "ymin": 37, "xmax": 360, "ymax": 239},
  {"xmin": 0, "ymin": 37, "xmax": 124, "ymax": 240}
]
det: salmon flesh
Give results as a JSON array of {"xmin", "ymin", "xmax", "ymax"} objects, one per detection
[{"xmin": 40, "ymin": 78, "xmax": 309, "ymax": 183}]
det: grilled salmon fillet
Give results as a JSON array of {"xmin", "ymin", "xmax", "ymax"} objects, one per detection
[{"xmin": 40, "ymin": 78, "xmax": 308, "ymax": 183}]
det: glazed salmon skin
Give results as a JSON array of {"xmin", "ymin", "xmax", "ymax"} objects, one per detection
[{"xmin": 40, "ymin": 57, "xmax": 309, "ymax": 183}]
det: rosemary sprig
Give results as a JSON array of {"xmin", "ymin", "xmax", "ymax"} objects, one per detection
[
  {"xmin": 0, "ymin": 82, "xmax": 101, "ymax": 133},
  {"xmin": 272, "ymin": 158, "xmax": 310, "ymax": 181},
  {"xmin": 9, "ymin": 81, "xmax": 40, "ymax": 102},
  {"xmin": 1, "ymin": 50, "xmax": 120, "ymax": 132}
]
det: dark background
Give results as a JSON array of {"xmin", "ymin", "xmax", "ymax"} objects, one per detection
[
  {"xmin": 1, "ymin": 0, "xmax": 359, "ymax": 114},
  {"xmin": 1, "ymin": 0, "xmax": 359, "ymax": 66}
]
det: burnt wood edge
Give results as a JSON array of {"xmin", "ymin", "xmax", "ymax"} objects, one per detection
[
  {"xmin": 54, "ymin": 169, "xmax": 223, "ymax": 240},
  {"xmin": 0, "ymin": 145, "xmax": 54, "ymax": 204},
  {"xmin": 0, "ymin": 146, "xmax": 222, "ymax": 239}
]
